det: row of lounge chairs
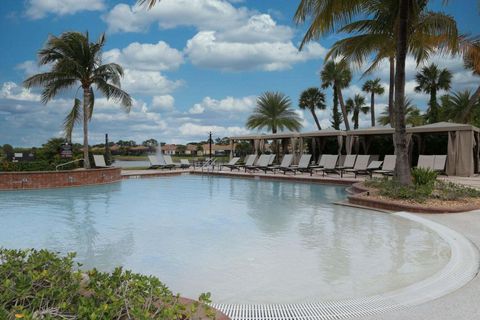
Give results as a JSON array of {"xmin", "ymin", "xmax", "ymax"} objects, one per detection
[
  {"xmin": 220, "ymin": 153, "xmax": 447, "ymax": 177},
  {"xmin": 148, "ymin": 155, "xmax": 191, "ymax": 169}
]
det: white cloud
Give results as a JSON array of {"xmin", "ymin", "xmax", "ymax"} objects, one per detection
[
  {"xmin": 121, "ymin": 69, "xmax": 182, "ymax": 95},
  {"xmin": 1, "ymin": 82, "xmax": 40, "ymax": 102},
  {"xmin": 151, "ymin": 95, "xmax": 175, "ymax": 111},
  {"xmin": 178, "ymin": 123, "xmax": 249, "ymax": 137},
  {"xmin": 217, "ymin": 14, "xmax": 292, "ymax": 43},
  {"xmin": 26, "ymin": 0, "xmax": 105, "ymax": 19},
  {"xmin": 103, "ymin": 0, "xmax": 251, "ymax": 33},
  {"xmin": 189, "ymin": 104, "xmax": 205, "ymax": 114},
  {"xmin": 102, "ymin": 41, "xmax": 184, "ymax": 72},
  {"xmin": 185, "ymin": 31, "xmax": 325, "ymax": 71},
  {"xmin": 189, "ymin": 95, "xmax": 256, "ymax": 114}
]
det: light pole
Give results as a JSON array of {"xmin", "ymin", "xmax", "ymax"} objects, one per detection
[{"xmin": 208, "ymin": 131, "xmax": 212, "ymax": 160}]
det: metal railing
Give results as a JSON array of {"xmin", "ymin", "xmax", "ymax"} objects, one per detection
[{"xmin": 55, "ymin": 158, "xmax": 84, "ymax": 171}]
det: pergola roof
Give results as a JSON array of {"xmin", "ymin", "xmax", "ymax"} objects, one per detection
[
  {"xmin": 230, "ymin": 129, "xmax": 345, "ymax": 140},
  {"xmin": 230, "ymin": 122, "xmax": 480, "ymax": 140}
]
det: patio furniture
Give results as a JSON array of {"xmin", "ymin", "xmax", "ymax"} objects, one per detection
[
  {"xmin": 336, "ymin": 154, "xmax": 357, "ymax": 171},
  {"xmin": 269, "ymin": 154, "xmax": 294, "ymax": 174},
  {"xmin": 373, "ymin": 155, "xmax": 396, "ymax": 176},
  {"xmin": 312, "ymin": 154, "xmax": 339, "ymax": 176},
  {"xmin": 433, "ymin": 155, "xmax": 448, "ymax": 175},
  {"xmin": 417, "ymin": 155, "xmax": 435, "ymax": 170},
  {"xmin": 179, "ymin": 159, "xmax": 191, "ymax": 169},
  {"xmin": 245, "ymin": 154, "xmax": 270, "ymax": 172},
  {"xmin": 221, "ymin": 157, "xmax": 241, "ymax": 171},
  {"xmin": 93, "ymin": 154, "xmax": 110, "ymax": 168},
  {"xmin": 342, "ymin": 155, "xmax": 371, "ymax": 178}
]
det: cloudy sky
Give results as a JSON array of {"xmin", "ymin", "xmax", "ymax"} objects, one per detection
[{"xmin": 0, "ymin": 0, "xmax": 479, "ymax": 146}]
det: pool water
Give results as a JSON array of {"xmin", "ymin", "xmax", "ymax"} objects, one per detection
[{"xmin": 0, "ymin": 175, "xmax": 450, "ymax": 304}]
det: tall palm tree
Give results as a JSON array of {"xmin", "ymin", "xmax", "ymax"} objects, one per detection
[
  {"xmin": 460, "ymin": 39, "xmax": 480, "ymax": 122},
  {"xmin": 323, "ymin": 1, "xmax": 459, "ymax": 127},
  {"xmin": 414, "ymin": 63, "xmax": 452, "ymax": 123},
  {"xmin": 346, "ymin": 94, "xmax": 369, "ymax": 129},
  {"xmin": 24, "ymin": 32, "xmax": 132, "ymax": 169},
  {"xmin": 137, "ymin": 0, "xmax": 160, "ymax": 8},
  {"xmin": 379, "ymin": 99, "xmax": 425, "ymax": 127},
  {"xmin": 440, "ymin": 90, "xmax": 480, "ymax": 124},
  {"xmin": 294, "ymin": 0, "xmax": 460, "ymax": 185},
  {"xmin": 246, "ymin": 92, "xmax": 303, "ymax": 134},
  {"xmin": 362, "ymin": 78, "xmax": 385, "ymax": 127},
  {"xmin": 298, "ymin": 87, "xmax": 326, "ymax": 130},
  {"xmin": 321, "ymin": 60, "xmax": 352, "ymax": 130}
]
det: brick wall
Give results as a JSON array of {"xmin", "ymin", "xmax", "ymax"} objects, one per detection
[{"xmin": 0, "ymin": 168, "xmax": 122, "ymax": 190}]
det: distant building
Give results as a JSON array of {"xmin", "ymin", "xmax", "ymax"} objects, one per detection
[
  {"xmin": 185, "ymin": 144, "xmax": 197, "ymax": 156},
  {"xmin": 198, "ymin": 144, "xmax": 234, "ymax": 156},
  {"xmin": 162, "ymin": 144, "xmax": 176, "ymax": 155}
]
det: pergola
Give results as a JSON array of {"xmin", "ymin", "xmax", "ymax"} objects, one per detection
[
  {"xmin": 230, "ymin": 122, "xmax": 480, "ymax": 177},
  {"xmin": 229, "ymin": 129, "xmax": 346, "ymax": 163}
]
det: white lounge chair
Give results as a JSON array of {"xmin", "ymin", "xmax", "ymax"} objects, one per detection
[
  {"xmin": 313, "ymin": 155, "xmax": 339, "ymax": 176},
  {"xmin": 246, "ymin": 154, "xmax": 270, "ymax": 172},
  {"xmin": 373, "ymin": 155, "xmax": 396, "ymax": 176},
  {"xmin": 269, "ymin": 154, "xmax": 294, "ymax": 174},
  {"xmin": 433, "ymin": 155, "xmax": 447, "ymax": 175},
  {"xmin": 238, "ymin": 155, "xmax": 257, "ymax": 172},
  {"xmin": 337, "ymin": 154, "xmax": 357, "ymax": 170},
  {"xmin": 342, "ymin": 155, "xmax": 371, "ymax": 178},
  {"xmin": 221, "ymin": 157, "xmax": 241, "ymax": 171},
  {"xmin": 280, "ymin": 154, "xmax": 312, "ymax": 175},
  {"xmin": 163, "ymin": 155, "xmax": 178, "ymax": 169},
  {"xmin": 179, "ymin": 159, "xmax": 191, "ymax": 169},
  {"xmin": 417, "ymin": 155, "xmax": 435, "ymax": 170},
  {"xmin": 93, "ymin": 154, "xmax": 109, "ymax": 168}
]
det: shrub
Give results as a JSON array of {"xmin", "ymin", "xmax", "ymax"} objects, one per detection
[
  {"xmin": 411, "ymin": 167, "xmax": 437, "ymax": 187},
  {"xmin": 0, "ymin": 160, "xmax": 81, "ymax": 172},
  {"xmin": 0, "ymin": 249, "xmax": 214, "ymax": 320},
  {"xmin": 434, "ymin": 181, "xmax": 480, "ymax": 200}
]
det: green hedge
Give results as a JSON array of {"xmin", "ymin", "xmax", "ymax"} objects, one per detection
[
  {"xmin": 0, "ymin": 249, "xmax": 214, "ymax": 320},
  {"xmin": 0, "ymin": 160, "xmax": 81, "ymax": 172}
]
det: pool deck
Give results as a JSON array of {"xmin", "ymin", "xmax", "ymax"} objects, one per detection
[
  {"xmin": 120, "ymin": 168, "xmax": 480, "ymax": 320},
  {"xmin": 359, "ymin": 211, "xmax": 480, "ymax": 320}
]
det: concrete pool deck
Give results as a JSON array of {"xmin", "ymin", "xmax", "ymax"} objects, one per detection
[
  {"xmin": 121, "ymin": 169, "xmax": 480, "ymax": 319},
  {"xmin": 359, "ymin": 211, "xmax": 480, "ymax": 320}
]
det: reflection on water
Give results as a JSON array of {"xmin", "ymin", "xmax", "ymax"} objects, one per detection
[{"xmin": 0, "ymin": 176, "xmax": 450, "ymax": 304}]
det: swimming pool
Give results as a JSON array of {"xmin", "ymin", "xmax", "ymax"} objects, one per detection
[{"xmin": 0, "ymin": 175, "xmax": 451, "ymax": 305}]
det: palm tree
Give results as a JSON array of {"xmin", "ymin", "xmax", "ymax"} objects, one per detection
[
  {"xmin": 323, "ymin": 1, "xmax": 459, "ymax": 127},
  {"xmin": 460, "ymin": 39, "xmax": 480, "ymax": 122},
  {"xmin": 440, "ymin": 90, "xmax": 480, "ymax": 124},
  {"xmin": 298, "ymin": 87, "xmax": 326, "ymax": 130},
  {"xmin": 321, "ymin": 60, "xmax": 352, "ymax": 130},
  {"xmin": 246, "ymin": 92, "xmax": 302, "ymax": 134},
  {"xmin": 24, "ymin": 32, "xmax": 132, "ymax": 169},
  {"xmin": 378, "ymin": 99, "xmax": 424, "ymax": 127},
  {"xmin": 294, "ymin": 0, "xmax": 460, "ymax": 185},
  {"xmin": 362, "ymin": 78, "xmax": 385, "ymax": 127},
  {"xmin": 346, "ymin": 94, "xmax": 369, "ymax": 129},
  {"xmin": 414, "ymin": 63, "xmax": 452, "ymax": 123}
]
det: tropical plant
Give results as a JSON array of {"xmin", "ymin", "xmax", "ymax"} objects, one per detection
[
  {"xmin": 460, "ymin": 39, "xmax": 480, "ymax": 122},
  {"xmin": 299, "ymin": 0, "xmax": 459, "ymax": 130},
  {"xmin": 415, "ymin": 63, "xmax": 452, "ymax": 123},
  {"xmin": 294, "ymin": 0, "xmax": 460, "ymax": 185},
  {"xmin": 23, "ymin": 32, "xmax": 132, "ymax": 169},
  {"xmin": 346, "ymin": 94, "xmax": 369, "ymax": 129},
  {"xmin": 331, "ymin": 100, "xmax": 343, "ymax": 130},
  {"xmin": 320, "ymin": 60, "xmax": 352, "ymax": 130},
  {"xmin": 362, "ymin": 78, "xmax": 385, "ymax": 127},
  {"xmin": 0, "ymin": 248, "xmax": 214, "ymax": 320},
  {"xmin": 298, "ymin": 87, "xmax": 326, "ymax": 130},
  {"xmin": 246, "ymin": 92, "xmax": 303, "ymax": 134},
  {"xmin": 378, "ymin": 99, "xmax": 424, "ymax": 127},
  {"xmin": 439, "ymin": 90, "xmax": 480, "ymax": 124}
]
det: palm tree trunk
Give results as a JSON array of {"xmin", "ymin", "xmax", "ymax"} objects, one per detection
[
  {"xmin": 388, "ymin": 56, "xmax": 395, "ymax": 127},
  {"xmin": 311, "ymin": 110, "xmax": 322, "ymax": 130},
  {"xmin": 462, "ymin": 86, "xmax": 480, "ymax": 122},
  {"xmin": 393, "ymin": 0, "xmax": 411, "ymax": 185},
  {"xmin": 370, "ymin": 92, "xmax": 375, "ymax": 127},
  {"xmin": 354, "ymin": 110, "xmax": 359, "ymax": 129},
  {"xmin": 83, "ymin": 87, "xmax": 91, "ymax": 169},
  {"xmin": 336, "ymin": 85, "xmax": 350, "ymax": 130},
  {"xmin": 429, "ymin": 88, "xmax": 437, "ymax": 123}
]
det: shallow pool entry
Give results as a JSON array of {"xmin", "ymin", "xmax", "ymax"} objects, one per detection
[{"xmin": 0, "ymin": 175, "xmax": 451, "ymax": 305}]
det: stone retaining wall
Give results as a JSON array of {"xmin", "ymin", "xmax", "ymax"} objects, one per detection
[{"xmin": 0, "ymin": 168, "xmax": 121, "ymax": 190}]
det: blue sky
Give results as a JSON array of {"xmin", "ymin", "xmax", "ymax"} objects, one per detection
[{"xmin": 0, "ymin": 0, "xmax": 479, "ymax": 146}]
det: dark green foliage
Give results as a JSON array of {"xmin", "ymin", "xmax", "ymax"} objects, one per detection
[
  {"xmin": 412, "ymin": 167, "xmax": 438, "ymax": 187},
  {"xmin": 0, "ymin": 249, "xmax": 214, "ymax": 320},
  {"xmin": 366, "ymin": 175, "xmax": 480, "ymax": 203}
]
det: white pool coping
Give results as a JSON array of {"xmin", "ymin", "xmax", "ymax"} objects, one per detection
[{"xmin": 211, "ymin": 212, "xmax": 479, "ymax": 320}]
